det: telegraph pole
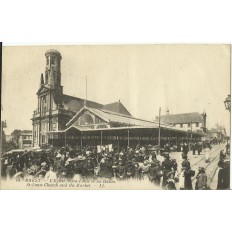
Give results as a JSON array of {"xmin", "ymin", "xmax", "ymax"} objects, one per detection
[
  {"xmin": 158, "ymin": 107, "xmax": 161, "ymax": 148},
  {"xmin": 84, "ymin": 76, "xmax": 88, "ymax": 106},
  {"xmin": 191, "ymin": 120, "xmax": 193, "ymax": 141}
]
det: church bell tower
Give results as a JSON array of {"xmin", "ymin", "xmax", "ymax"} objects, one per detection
[
  {"xmin": 33, "ymin": 49, "xmax": 64, "ymax": 146},
  {"xmin": 44, "ymin": 49, "xmax": 62, "ymax": 91}
]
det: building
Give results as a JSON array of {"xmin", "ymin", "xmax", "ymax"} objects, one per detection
[
  {"xmin": 207, "ymin": 125, "xmax": 227, "ymax": 143},
  {"xmin": 31, "ymin": 50, "xmax": 132, "ymax": 147},
  {"xmin": 158, "ymin": 110, "xmax": 207, "ymax": 133},
  {"xmin": 18, "ymin": 130, "xmax": 33, "ymax": 148},
  {"xmin": 47, "ymin": 105, "xmax": 205, "ymax": 148},
  {"xmin": 32, "ymin": 50, "xmax": 204, "ymax": 148}
]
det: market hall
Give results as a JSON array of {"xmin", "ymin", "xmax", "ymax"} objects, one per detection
[{"xmin": 47, "ymin": 106, "xmax": 204, "ymax": 148}]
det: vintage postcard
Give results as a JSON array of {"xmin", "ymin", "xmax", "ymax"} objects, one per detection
[{"xmin": 0, "ymin": 44, "xmax": 230, "ymax": 190}]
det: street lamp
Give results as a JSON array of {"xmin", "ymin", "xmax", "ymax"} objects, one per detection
[{"xmin": 224, "ymin": 94, "xmax": 231, "ymax": 112}]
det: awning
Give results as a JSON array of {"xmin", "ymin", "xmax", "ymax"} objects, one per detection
[{"xmin": 48, "ymin": 125, "xmax": 204, "ymax": 138}]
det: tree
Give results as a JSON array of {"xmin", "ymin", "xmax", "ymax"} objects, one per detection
[{"xmin": 11, "ymin": 129, "xmax": 22, "ymax": 148}]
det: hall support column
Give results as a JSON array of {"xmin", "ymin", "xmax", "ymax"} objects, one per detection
[
  {"xmin": 127, "ymin": 130, "xmax": 130, "ymax": 147},
  {"xmin": 100, "ymin": 131, "xmax": 103, "ymax": 146},
  {"xmin": 81, "ymin": 132, "xmax": 83, "ymax": 150},
  {"xmin": 158, "ymin": 107, "xmax": 161, "ymax": 148}
]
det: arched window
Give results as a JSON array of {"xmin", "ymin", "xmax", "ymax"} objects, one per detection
[
  {"xmin": 41, "ymin": 96, "xmax": 47, "ymax": 116},
  {"xmin": 78, "ymin": 114, "xmax": 94, "ymax": 125},
  {"xmin": 57, "ymin": 74, "xmax": 60, "ymax": 84},
  {"xmin": 51, "ymin": 57, "xmax": 55, "ymax": 65},
  {"xmin": 45, "ymin": 73, "xmax": 48, "ymax": 84}
]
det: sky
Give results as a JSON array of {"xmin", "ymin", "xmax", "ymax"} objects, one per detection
[{"xmin": 1, "ymin": 45, "xmax": 231, "ymax": 135}]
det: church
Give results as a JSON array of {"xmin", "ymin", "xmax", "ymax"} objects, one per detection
[
  {"xmin": 32, "ymin": 49, "xmax": 204, "ymax": 148},
  {"xmin": 32, "ymin": 49, "xmax": 132, "ymax": 146}
]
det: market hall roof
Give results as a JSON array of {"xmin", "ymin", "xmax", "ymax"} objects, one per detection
[
  {"xmin": 84, "ymin": 107, "xmax": 156, "ymax": 127},
  {"xmin": 66, "ymin": 106, "xmax": 176, "ymax": 128},
  {"xmin": 159, "ymin": 112, "xmax": 204, "ymax": 124},
  {"xmin": 49, "ymin": 106, "xmax": 205, "ymax": 137}
]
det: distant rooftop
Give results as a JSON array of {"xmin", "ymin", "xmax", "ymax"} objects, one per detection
[{"xmin": 159, "ymin": 112, "xmax": 204, "ymax": 124}]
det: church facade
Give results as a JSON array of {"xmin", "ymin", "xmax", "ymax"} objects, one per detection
[{"xmin": 31, "ymin": 50, "xmax": 132, "ymax": 147}]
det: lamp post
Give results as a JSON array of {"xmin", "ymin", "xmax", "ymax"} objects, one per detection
[{"xmin": 224, "ymin": 94, "xmax": 231, "ymax": 112}]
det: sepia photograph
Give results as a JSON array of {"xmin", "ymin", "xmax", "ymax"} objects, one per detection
[{"xmin": 1, "ymin": 44, "xmax": 230, "ymax": 190}]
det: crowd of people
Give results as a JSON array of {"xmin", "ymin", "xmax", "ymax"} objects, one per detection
[{"xmin": 1, "ymin": 142, "xmax": 230, "ymax": 190}]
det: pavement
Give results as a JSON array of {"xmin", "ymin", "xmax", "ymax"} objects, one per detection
[{"xmin": 156, "ymin": 143, "xmax": 227, "ymax": 190}]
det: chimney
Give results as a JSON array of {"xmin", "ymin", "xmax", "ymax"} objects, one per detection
[{"xmin": 166, "ymin": 107, "xmax": 169, "ymax": 115}]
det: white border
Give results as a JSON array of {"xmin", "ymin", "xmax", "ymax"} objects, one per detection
[{"xmin": 1, "ymin": 1, "xmax": 232, "ymax": 232}]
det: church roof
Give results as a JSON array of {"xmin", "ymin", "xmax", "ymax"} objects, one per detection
[
  {"xmin": 61, "ymin": 94, "xmax": 131, "ymax": 116},
  {"xmin": 103, "ymin": 101, "xmax": 131, "ymax": 116},
  {"xmin": 62, "ymin": 94, "xmax": 103, "ymax": 112},
  {"xmin": 159, "ymin": 112, "xmax": 203, "ymax": 124}
]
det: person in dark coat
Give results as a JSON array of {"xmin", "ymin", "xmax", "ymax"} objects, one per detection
[
  {"xmin": 217, "ymin": 160, "xmax": 230, "ymax": 190},
  {"xmin": 195, "ymin": 167, "xmax": 207, "ymax": 190},
  {"xmin": 1, "ymin": 158, "xmax": 8, "ymax": 179},
  {"xmin": 134, "ymin": 163, "xmax": 141, "ymax": 180},
  {"xmin": 182, "ymin": 143, "xmax": 189, "ymax": 156},
  {"xmin": 82, "ymin": 157, "xmax": 95, "ymax": 177},
  {"xmin": 116, "ymin": 160, "xmax": 126, "ymax": 180},
  {"xmin": 222, "ymin": 160, "xmax": 230, "ymax": 189},
  {"xmin": 148, "ymin": 161, "xmax": 162, "ymax": 185},
  {"xmin": 164, "ymin": 143, "xmax": 171, "ymax": 153},
  {"xmin": 218, "ymin": 150, "xmax": 226, "ymax": 168},
  {"xmin": 192, "ymin": 143, "xmax": 197, "ymax": 155},
  {"xmin": 162, "ymin": 152, "xmax": 175, "ymax": 187},
  {"xmin": 140, "ymin": 160, "xmax": 150, "ymax": 180},
  {"xmin": 197, "ymin": 143, "xmax": 202, "ymax": 155},
  {"xmin": 181, "ymin": 153, "xmax": 193, "ymax": 190},
  {"xmin": 99, "ymin": 154, "xmax": 114, "ymax": 178},
  {"xmin": 217, "ymin": 163, "xmax": 225, "ymax": 190},
  {"xmin": 16, "ymin": 155, "xmax": 25, "ymax": 172},
  {"xmin": 125, "ymin": 160, "xmax": 135, "ymax": 179},
  {"xmin": 177, "ymin": 143, "xmax": 181, "ymax": 152},
  {"xmin": 226, "ymin": 143, "xmax": 230, "ymax": 155}
]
